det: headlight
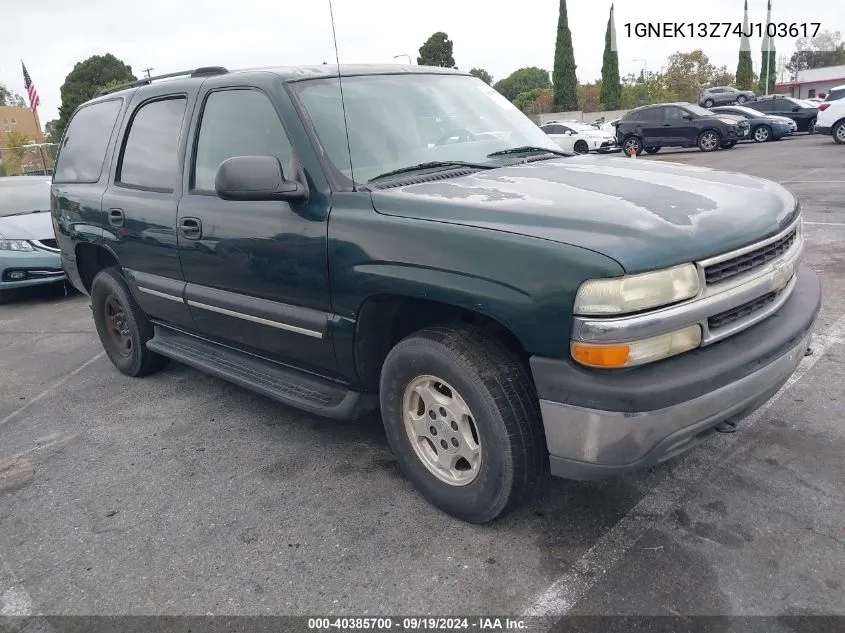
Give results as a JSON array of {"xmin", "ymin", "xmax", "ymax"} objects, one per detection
[
  {"xmin": 574, "ymin": 264, "xmax": 700, "ymax": 315},
  {"xmin": 571, "ymin": 324, "xmax": 702, "ymax": 368},
  {"xmin": 0, "ymin": 240, "xmax": 35, "ymax": 252}
]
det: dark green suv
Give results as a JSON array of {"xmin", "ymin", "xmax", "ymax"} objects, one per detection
[{"xmin": 51, "ymin": 65, "xmax": 821, "ymax": 523}]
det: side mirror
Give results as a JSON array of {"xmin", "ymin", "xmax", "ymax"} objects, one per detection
[
  {"xmin": 215, "ymin": 155, "xmax": 308, "ymax": 203},
  {"xmin": 682, "ymin": 113, "xmax": 693, "ymax": 120},
  {"xmin": 611, "ymin": 121, "xmax": 619, "ymax": 127},
  {"xmin": 564, "ymin": 130, "xmax": 572, "ymax": 136}
]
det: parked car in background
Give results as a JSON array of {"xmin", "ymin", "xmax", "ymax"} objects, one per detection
[
  {"xmin": 561, "ymin": 120, "xmax": 620, "ymax": 152},
  {"xmin": 540, "ymin": 122, "xmax": 617, "ymax": 154},
  {"xmin": 709, "ymin": 105, "xmax": 794, "ymax": 142},
  {"xmin": 816, "ymin": 99, "xmax": 845, "ymax": 144},
  {"xmin": 0, "ymin": 176, "xmax": 65, "ymax": 303},
  {"xmin": 823, "ymin": 85, "xmax": 845, "ymax": 102},
  {"xmin": 747, "ymin": 96, "xmax": 819, "ymax": 133},
  {"xmin": 804, "ymin": 97, "xmax": 824, "ymax": 106},
  {"xmin": 699, "ymin": 86, "xmax": 757, "ymax": 108},
  {"xmin": 615, "ymin": 103, "xmax": 750, "ymax": 156}
]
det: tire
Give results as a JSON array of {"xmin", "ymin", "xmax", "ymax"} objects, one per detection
[
  {"xmin": 834, "ymin": 121, "xmax": 845, "ymax": 145},
  {"xmin": 622, "ymin": 135, "xmax": 642, "ymax": 157},
  {"xmin": 752, "ymin": 125, "xmax": 771, "ymax": 142},
  {"xmin": 379, "ymin": 324, "xmax": 546, "ymax": 524},
  {"xmin": 807, "ymin": 118, "xmax": 816, "ymax": 134},
  {"xmin": 574, "ymin": 140, "xmax": 589, "ymax": 154},
  {"xmin": 90, "ymin": 267, "xmax": 169, "ymax": 377},
  {"xmin": 704, "ymin": 99, "xmax": 714, "ymax": 108},
  {"xmin": 721, "ymin": 141, "xmax": 737, "ymax": 149},
  {"xmin": 737, "ymin": 95, "xmax": 747, "ymax": 104},
  {"xmin": 697, "ymin": 130, "xmax": 721, "ymax": 152},
  {"xmin": 644, "ymin": 146, "xmax": 661, "ymax": 154}
]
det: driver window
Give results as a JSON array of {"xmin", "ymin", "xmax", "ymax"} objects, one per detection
[
  {"xmin": 663, "ymin": 107, "xmax": 688, "ymax": 122},
  {"xmin": 193, "ymin": 88, "xmax": 293, "ymax": 192}
]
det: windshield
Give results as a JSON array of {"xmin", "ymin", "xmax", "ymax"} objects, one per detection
[
  {"xmin": 717, "ymin": 105, "xmax": 758, "ymax": 117},
  {"xmin": 684, "ymin": 104, "xmax": 717, "ymax": 117},
  {"xmin": 0, "ymin": 178, "xmax": 51, "ymax": 217},
  {"xmin": 292, "ymin": 73, "xmax": 562, "ymax": 184}
]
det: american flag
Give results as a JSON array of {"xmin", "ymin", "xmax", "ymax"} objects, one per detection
[{"xmin": 21, "ymin": 60, "xmax": 40, "ymax": 112}]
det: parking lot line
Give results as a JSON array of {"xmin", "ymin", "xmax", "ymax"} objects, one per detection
[
  {"xmin": 804, "ymin": 221, "xmax": 845, "ymax": 226},
  {"xmin": 522, "ymin": 312, "xmax": 845, "ymax": 618},
  {"xmin": 0, "ymin": 351, "xmax": 104, "ymax": 429}
]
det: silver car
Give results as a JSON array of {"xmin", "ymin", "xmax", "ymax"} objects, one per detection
[
  {"xmin": 699, "ymin": 86, "xmax": 757, "ymax": 108},
  {"xmin": 0, "ymin": 176, "xmax": 65, "ymax": 302}
]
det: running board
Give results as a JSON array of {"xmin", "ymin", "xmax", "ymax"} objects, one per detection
[{"xmin": 146, "ymin": 327, "xmax": 375, "ymax": 420}]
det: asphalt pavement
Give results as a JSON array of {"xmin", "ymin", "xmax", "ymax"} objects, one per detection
[{"xmin": 1, "ymin": 133, "xmax": 843, "ymax": 630}]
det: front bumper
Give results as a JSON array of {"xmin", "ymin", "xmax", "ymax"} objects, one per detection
[
  {"xmin": 0, "ymin": 249, "xmax": 66, "ymax": 290},
  {"xmin": 530, "ymin": 264, "xmax": 821, "ymax": 480}
]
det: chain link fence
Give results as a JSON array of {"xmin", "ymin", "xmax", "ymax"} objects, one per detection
[{"xmin": 0, "ymin": 142, "xmax": 57, "ymax": 176}]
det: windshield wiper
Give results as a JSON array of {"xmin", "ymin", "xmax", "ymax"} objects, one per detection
[
  {"xmin": 368, "ymin": 161, "xmax": 495, "ymax": 182},
  {"xmin": 487, "ymin": 146, "xmax": 569, "ymax": 158},
  {"xmin": 4, "ymin": 209, "xmax": 49, "ymax": 216}
]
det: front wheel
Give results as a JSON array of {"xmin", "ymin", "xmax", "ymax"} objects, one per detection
[
  {"xmin": 574, "ymin": 140, "xmax": 589, "ymax": 154},
  {"xmin": 736, "ymin": 95, "xmax": 747, "ymax": 104},
  {"xmin": 704, "ymin": 99, "xmax": 714, "ymax": 108},
  {"xmin": 91, "ymin": 267, "xmax": 169, "ymax": 377},
  {"xmin": 808, "ymin": 118, "xmax": 816, "ymax": 134},
  {"xmin": 698, "ymin": 130, "xmax": 721, "ymax": 152},
  {"xmin": 379, "ymin": 325, "xmax": 546, "ymax": 524},
  {"xmin": 622, "ymin": 136, "xmax": 642, "ymax": 157},
  {"xmin": 834, "ymin": 121, "xmax": 845, "ymax": 145}
]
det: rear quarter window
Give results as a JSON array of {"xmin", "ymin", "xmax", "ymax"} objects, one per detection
[{"xmin": 53, "ymin": 99, "xmax": 124, "ymax": 183}]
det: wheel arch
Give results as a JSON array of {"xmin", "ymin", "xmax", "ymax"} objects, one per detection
[{"xmin": 75, "ymin": 242, "xmax": 121, "ymax": 293}]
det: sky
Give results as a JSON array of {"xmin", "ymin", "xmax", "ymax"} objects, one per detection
[{"xmin": 1, "ymin": 0, "xmax": 842, "ymax": 125}]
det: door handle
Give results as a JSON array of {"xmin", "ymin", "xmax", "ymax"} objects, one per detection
[
  {"xmin": 108, "ymin": 208, "xmax": 124, "ymax": 227},
  {"xmin": 178, "ymin": 217, "xmax": 202, "ymax": 240}
]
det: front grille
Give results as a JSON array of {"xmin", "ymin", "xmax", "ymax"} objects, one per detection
[
  {"xmin": 708, "ymin": 287, "xmax": 786, "ymax": 330},
  {"xmin": 704, "ymin": 228, "xmax": 797, "ymax": 285}
]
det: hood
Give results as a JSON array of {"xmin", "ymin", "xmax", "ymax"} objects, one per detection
[
  {"xmin": 369, "ymin": 155, "xmax": 799, "ymax": 274},
  {"xmin": 0, "ymin": 211, "xmax": 56, "ymax": 240}
]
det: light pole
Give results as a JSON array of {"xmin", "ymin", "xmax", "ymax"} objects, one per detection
[{"xmin": 393, "ymin": 54, "xmax": 412, "ymax": 64}]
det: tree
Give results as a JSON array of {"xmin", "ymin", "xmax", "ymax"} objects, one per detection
[
  {"xmin": 417, "ymin": 32, "xmax": 456, "ymax": 68},
  {"xmin": 493, "ymin": 67, "xmax": 551, "ymax": 101},
  {"xmin": 552, "ymin": 0, "xmax": 579, "ymax": 110},
  {"xmin": 758, "ymin": 0, "xmax": 776, "ymax": 94},
  {"xmin": 786, "ymin": 29, "xmax": 845, "ymax": 78},
  {"xmin": 579, "ymin": 81, "xmax": 603, "ymax": 113},
  {"xmin": 620, "ymin": 72, "xmax": 678, "ymax": 108},
  {"xmin": 0, "ymin": 83, "xmax": 26, "ymax": 107},
  {"xmin": 711, "ymin": 66, "xmax": 735, "ymax": 86},
  {"xmin": 3, "ymin": 131, "xmax": 30, "ymax": 176},
  {"xmin": 44, "ymin": 119, "xmax": 61, "ymax": 159},
  {"xmin": 469, "ymin": 68, "xmax": 493, "ymax": 85},
  {"xmin": 513, "ymin": 88, "xmax": 553, "ymax": 114},
  {"xmin": 735, "ymin": 0, "xmax": 755, "ymax": 90},
  {"xmin": 57, "ymin": 53, "xmax": 136, "ymax": 139},
  {"xmin": 664, "ymin": 49, "xmax": 717, "ymax": 102},
  {"xmin": 599, "ymin": 4, "xmax": 621, "ymax": 110}
]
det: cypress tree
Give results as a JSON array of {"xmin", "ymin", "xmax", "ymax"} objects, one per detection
[
  {"xmin": 599, "ymin": 4, "xmax": 620, "ymax": 109},
  {"xmin": 735, "ymin": 1, "xmax": 755, "ymax": 90},
  {"xmin": 552, "ymin": 0, "xmax": 579, "ymax": 111},
  {"xmin": 757, "ymin": 0, "xmax": 776, "ymax": 94}
]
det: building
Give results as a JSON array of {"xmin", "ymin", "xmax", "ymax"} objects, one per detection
[
  {"xmin": 775, "ymin": 64, "xmax": 845, "ymax": 99},
  {"xmin": 0, "ymin": 105, "xmax": 51, "ymax": 175}
]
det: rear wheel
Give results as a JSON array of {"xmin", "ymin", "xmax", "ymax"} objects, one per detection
[
  {"xmin": 704, "ymin": 98, "xmax": 714, "ymax": 108},
  {"xmin": 622, "ymin": 136, "xmax": 642, "ymax": 157},
  {"xmin": 737, "ymin": 95, "xmax": 747, "ymax": 104},
  {"xmin": 753, "ymin": 125, "xmax": 771, "ymax": 142},
  {"xmin": 91, "ymin": 267, "xmax": 168, "ymax": 377},
  {"xmin": 698, "ymin": 130, "xmax": 721, "ymax": 152},
  {"xmin": 808, "ymin": 118, "xmax": 816, "ymax": 134},
  {"xmin": 644, "ymin": 146, "xmax": 661, "ymax": 154},
  {"xmin": 834, "ymin": 121, "xmax": 845, "ymax": 145},
  {"xmin": 379, "ymin": 325, "xmax": 546, "ymax": 524},
  {"xmin": 574, "ymin": 140, "xmax": 589, "ymax": 154}
]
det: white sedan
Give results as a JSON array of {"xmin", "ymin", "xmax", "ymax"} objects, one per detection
[{"xmin": 539, "ymin": 121, "xmax": 618, "ymax": 154}]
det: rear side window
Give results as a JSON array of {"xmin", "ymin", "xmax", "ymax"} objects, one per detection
[
  {"xmin": 824, "ymin": 88, "xmax": 845, "ymax": 102},
  {"xmin": 118, "ymin": 97, "xmax": 187, "ymax": 192},
  {"xmin": 752, "ymin": 100, "xmax": 772, "ymax": 112},
  {"xmin": 192, "ymin": 89, "xmax": 293, "ymax": 192},
  {"xmin": 53, "ymin": 99, "xmax": 123, "ymax": 183},
  {"xmin": 635, "ymin": 108, "xmax": 662, "ymax": 122}
]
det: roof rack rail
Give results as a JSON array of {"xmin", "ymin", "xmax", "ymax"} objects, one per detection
[{"xmin": 94, "ymin": 66, "xmax": 229, "ymax": 97}]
